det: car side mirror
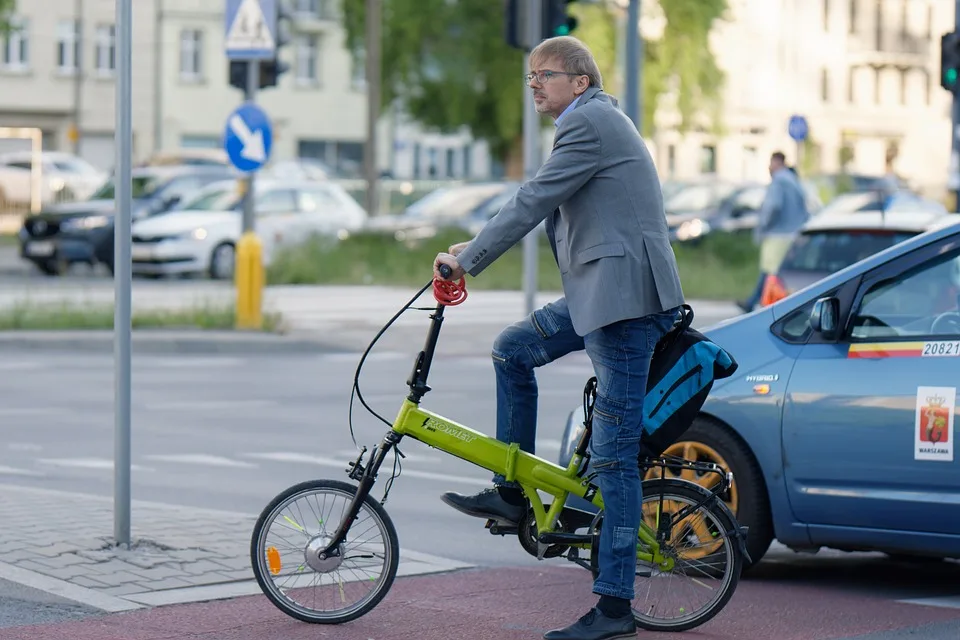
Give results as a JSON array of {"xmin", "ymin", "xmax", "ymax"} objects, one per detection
[{"xmin": 810, "ymin": 296, "xmax": 840, "ymax": 339}]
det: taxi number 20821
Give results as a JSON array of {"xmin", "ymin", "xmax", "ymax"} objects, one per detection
[{"xmin": 922, "ymin": 341, "xmax": 960, "ymax": 357}]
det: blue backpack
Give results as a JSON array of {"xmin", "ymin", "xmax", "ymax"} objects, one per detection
[{"xmin": 583, "ymin": 304, "xmax": 738, "ymax": 458}]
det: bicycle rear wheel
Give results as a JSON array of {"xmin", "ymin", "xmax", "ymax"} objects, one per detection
[
  {"xmin": 250, "ymin": 479, "xmax": 400, "ymax": 624},
  {"xmin": 589, "ymin": 478, "xmax": 742, "ymax": 632}
]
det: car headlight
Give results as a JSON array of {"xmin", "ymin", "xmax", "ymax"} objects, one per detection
[
  {"xmin": 179, "ymin": 228, "xmax": 208, "ymax": 240},
  {"xmin": 61, "ymin": 215, "xmax": 109, "ymax": 231},
  {"xmin": 675, "ymin": 219, "xmax": 710, "ymax": 241}
]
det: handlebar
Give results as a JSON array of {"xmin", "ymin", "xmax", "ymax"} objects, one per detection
[{"xmin": 438, "ymin": 263, "xmax": 453, "ymax": 280}]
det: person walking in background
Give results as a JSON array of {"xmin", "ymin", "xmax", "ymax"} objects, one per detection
[{"xmin": 737, "ymin": 151, "xmax": 810, "ymax": 313}]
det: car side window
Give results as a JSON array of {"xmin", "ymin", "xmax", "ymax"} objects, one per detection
[
  {"xmin": 849, "ymin": 248, "xmax": 960, "ymax": 340},
  {"xmin": 256, "ymin": 189, "xmax": 297, "ymax": 215},
  {"xmin": 298, "ymin": 187, "xmax": 339, "ymax": 212}
]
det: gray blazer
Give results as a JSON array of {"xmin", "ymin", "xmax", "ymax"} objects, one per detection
[{"xmin": 455, "ymin": 86, "xmax": 684, "ymax": 337}]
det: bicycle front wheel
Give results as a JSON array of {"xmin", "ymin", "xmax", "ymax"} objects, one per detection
[
  {"xmin": 250, "ymin": 479, "xmax": 400, "ymax": 624},
  {"xmin": 590, "ymin": 478, "xmax": 743, "ymax": 632}
]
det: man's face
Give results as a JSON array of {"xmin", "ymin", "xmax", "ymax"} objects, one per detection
[
  {"xmin": 768, "ymin": 157, "xmax": 784, "ymax": 177},
  {"xmin": 527, "ymin": 56, "xmax": 586, "ymax": 119}
]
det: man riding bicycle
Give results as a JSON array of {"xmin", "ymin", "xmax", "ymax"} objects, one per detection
[{"xmin": 433, "ymin": 36, "xmax": 684, "ymax": 640}]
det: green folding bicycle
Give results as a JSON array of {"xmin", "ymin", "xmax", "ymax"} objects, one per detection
[{"xmin": 251, "ymin": 266, "xmax": 749, "ymax": 632}]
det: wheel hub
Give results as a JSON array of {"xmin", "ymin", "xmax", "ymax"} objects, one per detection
[{"xmin": 304, "ymin": 536, "xmax": 343, "ymax": 572}]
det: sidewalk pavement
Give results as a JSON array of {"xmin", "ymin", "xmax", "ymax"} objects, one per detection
[{"xmin": 0, "ymin": 483, "xmax": 471, "ymax": 615}]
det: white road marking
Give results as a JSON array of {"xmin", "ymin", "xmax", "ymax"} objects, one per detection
[
  {"xmin": 142, "ymin": 399, "xmax": 278, "ymax": 411},
  {"xmin": 897, "ymin": 595, "xmax": 960, "ymax": 609},
  {"xmin": 333, "ymin": 448, "xmax": 443, "ymax": 464},
  {"xmin": 0, "ymin": 465, "xmax": 45, "ymax": 477},
  {"xmin": 242, "ymin": 452, "xmax": 491, "ymax": 486},
  {"xmin": 36, "ymin": 458, "xmax": 155, "ymax": 472},
  {"xmin": 6, "ymin": 443, "xmax": 43, "ymax": 452},
  {"xmin": 0, "ymin": 408, "xmax": 69, "ymax": 417},
  {"xmin": 0, "ymin": 362, "xmax": 46, "ymax": 371},
  {"xmin": 142, "ymin": 454, "xmax": 258, "ymax": 468}
]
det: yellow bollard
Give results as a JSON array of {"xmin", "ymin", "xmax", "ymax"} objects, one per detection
[{"xmin": 234, "ymin": 231, "xmax": 264, "ymax": 330}]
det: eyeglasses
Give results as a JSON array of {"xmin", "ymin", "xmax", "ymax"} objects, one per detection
[{"xmin": 524, "ymin": 70, "xmax": 582, "ymax": 86}]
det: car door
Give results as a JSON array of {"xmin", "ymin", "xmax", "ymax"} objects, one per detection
[
  {"xmin": 253, "ymin": 188, "xmax": 298, "ymax": 263},
  {"xmin": 781, "ymin": 232, "xmax": 960, "ymax": 537}
]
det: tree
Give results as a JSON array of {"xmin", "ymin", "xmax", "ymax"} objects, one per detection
[
  {"xmin": 637, "ymin": 0, "xmax": 728, "ymax": 136},
  {"xmin": 0, "ymin": 0, "xmax": 16, "ymax": 33},
  {"xmin": 341, "ymin": 0, "xmax": 727, "ymax": 177}
]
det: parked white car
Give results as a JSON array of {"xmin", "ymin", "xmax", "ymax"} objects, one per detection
[
  {"xmin": 130, "ymin": 178, "xmax": 367, "ymax": 279},
  {"xmin": 0, "ymin": 151, "xmax": 107, "ymax": 207}
]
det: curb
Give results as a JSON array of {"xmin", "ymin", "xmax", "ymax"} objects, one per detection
[{"xmin": 0, "ymin": 330, "xmax": 352, "ymax": 355}]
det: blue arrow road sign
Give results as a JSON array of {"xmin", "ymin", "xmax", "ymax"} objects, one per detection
[
  {"xmin": 225, "ymin": 0, "xmax": 277, "ymax": 60},
  {"xmin": 224, "ymin": 102, "xmax": 273, "ymax": 172},
  {"xmin": 788, "ymin": 115, "xmax": 808, "ymax": 142}
]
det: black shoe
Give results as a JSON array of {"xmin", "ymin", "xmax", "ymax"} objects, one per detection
[
  {"xmin": 440, "ymin": 487, "xmax": 524, "ymax": 524},
  {"xmin": 543, "ymin": 607, "xmax": 636, "ymax": 640},
  {"xmin": 736, "ymin": 299, "xmax": 753, "ymax": 313}
]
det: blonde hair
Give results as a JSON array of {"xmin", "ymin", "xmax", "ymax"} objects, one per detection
[{"xmin": 530, "ymin": 36, "xmax": 603, "ymax": 89}]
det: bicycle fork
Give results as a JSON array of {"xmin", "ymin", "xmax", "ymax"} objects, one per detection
[{"xmin": 316, "ymin": 430, "xmax": 402, "ymax": 561}]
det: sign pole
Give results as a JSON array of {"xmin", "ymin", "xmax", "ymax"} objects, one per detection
[
  {"xmin": 114, "ymin": 0, "xmax": 133, "ymax": 548},
  {"xmin": 225, "ymin": 0, "xmax": 277, "ymax": 330},
  {"xmin": 522, "ymin": 0, "xmax": 542, "ymax": 317}
]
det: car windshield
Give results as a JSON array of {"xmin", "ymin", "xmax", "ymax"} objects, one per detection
[
  {"xmin": 178, "ymin": 185, "xmax": 242, "ymax": 211},
  {"xmin": 779, "ymin": 229, "xmax": 918, "ymax": 273},
  {"xmin": 90, "ymin": 175, "xmax": 164, "ymax": 200}
]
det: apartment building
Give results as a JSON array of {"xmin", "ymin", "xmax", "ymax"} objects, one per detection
[
  {"xmin": 647, "ymin": 0, "xmax": 954, "ymax": 195},
  {"xmin": 0, "ymin": 0, "xmax": 377, "ymax": 177}
]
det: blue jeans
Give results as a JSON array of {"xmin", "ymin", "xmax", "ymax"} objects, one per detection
[{"xmin": 490, "ymin": 297, "xmax": 678, "ymax": 600}]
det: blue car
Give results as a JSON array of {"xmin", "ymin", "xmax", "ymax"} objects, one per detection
[{"xmin": 558, "ymin": 215, "xmax": 960, "ymax": 567}]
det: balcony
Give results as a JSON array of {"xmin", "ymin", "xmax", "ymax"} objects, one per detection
[{"xmin": 847, "ymin": 29, "xmax": 931, "ymax": 66}]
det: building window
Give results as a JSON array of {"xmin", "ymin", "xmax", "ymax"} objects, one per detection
[
  {"xmin": 700, "ymin": 145, "xmax": 716, "ymax": 174},
  {"xmin": 822, "ymin": 0, "xmax": 829, "ymax": 31},
  {"xmin": 294, "ymin": 0, "xmax": 334, "ymax": 19},
  {"xmin": 94, "ymin": 24, "xmax": 115, "ymax": 74},
  {"xmin": 56, "ymin": 20, "xmax": 80, "ymax": 73},
  {"xmin": 2, "ymin": 17, "xmax": 30, "ymax": 70},
  {"xmin": 821, "ymin": 68, "xmax": 829, "ymax": 102},
  {"xmin": 849, "ymin": 0, "xmax": 857, "ymax": 34},
  {"xmin": 179, "ymin": 29, "xmax": 203, "ymax": 80},
  {"xmin": 294, "ymin": 34, "xmax": 318, "ymax": 83}
]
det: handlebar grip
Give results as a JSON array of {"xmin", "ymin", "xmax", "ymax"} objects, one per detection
[{"xmin": 438, "ymin": 264, "xmax": 453, "ymax": 279}]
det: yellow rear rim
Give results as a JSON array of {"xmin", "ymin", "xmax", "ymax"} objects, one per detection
[{"xmin": 643, "ymin": 440, "xmax": 739, "ymax": 516}]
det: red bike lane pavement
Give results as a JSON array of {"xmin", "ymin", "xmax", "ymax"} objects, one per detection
[{"xmin": 0, "ymin": 565, "xmax": 958, "ymax": 640}]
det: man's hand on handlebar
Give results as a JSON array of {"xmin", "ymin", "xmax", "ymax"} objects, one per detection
[
  {"xmin": 434, "ymin": 253, "xmax": 465, "ymax": 281},
  {"xmin": 448, "ymin": 241, "xmax": 470, "ymax": 257}
]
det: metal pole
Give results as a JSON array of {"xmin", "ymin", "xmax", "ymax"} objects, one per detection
[
  {"xmin": 364, "ymin": 0, "xmax": 381, "ymax": 218},
  {"xmin": 153, "ymin": 0, "xmax": 164, "ymax": 154},
  {"xmin": 953, "ymin": 0, "xmax": 960, "ymax": 210},
  {"xmin": 624, "ymin": 0, "xmax": 641, "ymax": 130},
  {"xmin": 72, "ymin": 0, "xmax": 83, "ymax": 155},
  {"xmin": 113, "ymin": 0, "xmax": 133, "ymax": 548},
  {"xmin": 522, "ymin": 0, "xmax": 541, "ymax": 316},
  {"xmin": 242, "ymin": 61, "xmax": 259, "ymax": 233}
]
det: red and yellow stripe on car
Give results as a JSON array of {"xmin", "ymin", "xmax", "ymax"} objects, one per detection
[{"xmin": 848, "ymin": 340, "xmax": 960, "ymax": 359}]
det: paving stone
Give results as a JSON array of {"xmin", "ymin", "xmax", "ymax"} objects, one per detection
[
  {"xmin": 70, "ymin": 575, "xmax": 112, "ymax": 589},
  {"xmin": 37, "ymin": 564, "xmax": 96, "ymax": 581},
  {"xmin": 100, "ymin": 584, "xmax": 150, "ymax": 596},
  {"xmin": 130, "ymin": 577, "xmax": 197, "ymax": 591}
]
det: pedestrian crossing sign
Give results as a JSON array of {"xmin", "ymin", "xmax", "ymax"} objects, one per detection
[{"xmin": 225, "ymin": 0, "xmax": 277, "ymax": 60}]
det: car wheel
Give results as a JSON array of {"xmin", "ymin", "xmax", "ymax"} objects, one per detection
[
  {"xmin": 644, "ymin": 415, "xmax": 774, "ymax": 568},
  {"xmin": 209, "ymin": 242, "xmax": 236, "ymax": 280}
]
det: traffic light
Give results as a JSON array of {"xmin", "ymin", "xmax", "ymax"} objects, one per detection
[
  {"xmin": 504, "ymin": 0, "xmax": 579, "ymax": 51},
  {"xmin": 543, "ymin": 0, "xmax": 578, "ymax": 39},
  {"xmin": 941, "ymin": 31, "xmax": 960, "ymax": 93},
  {"xmin": 227, "ymin": 2, "xmax": 292, "ymax": 92}
]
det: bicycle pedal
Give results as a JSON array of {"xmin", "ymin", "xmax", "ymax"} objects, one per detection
[{"xmin": 485, "ymin": 519, "xmax": 517, "ymax": 536}]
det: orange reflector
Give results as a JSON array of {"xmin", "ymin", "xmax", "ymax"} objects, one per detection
[
  {"xmin": 753, "ymin": 384, "xmax": 770, "ymax": 395},
  {"xmin": 266, "ymin": 546, "xmax": 281, "ymax": 575}
]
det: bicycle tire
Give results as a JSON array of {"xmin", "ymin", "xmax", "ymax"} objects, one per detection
[
  {"xmin": 250, "ymin": 479, "xmax": 400, "ymax": 624},
  {"xmin": 589, "ymin": 478, "xmax": 743, "ymax": 632}
]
